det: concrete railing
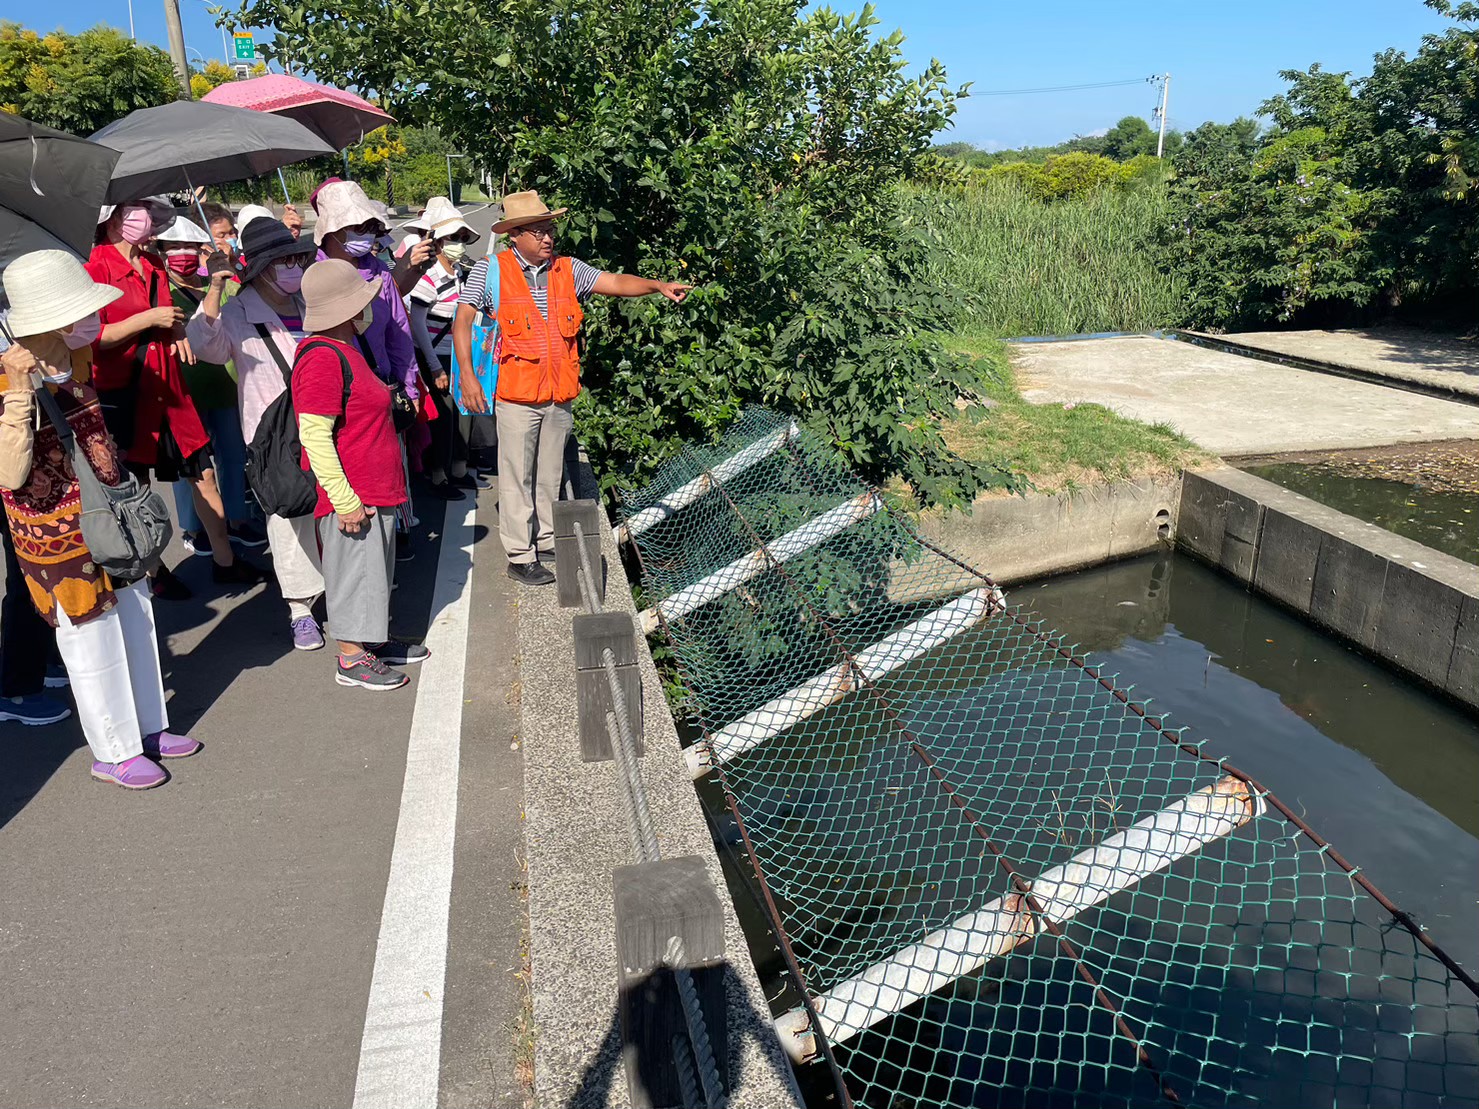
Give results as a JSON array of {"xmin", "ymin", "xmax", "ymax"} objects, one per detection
[{"xmin": 517, "ymin": 455, "xmax": 803, "ymax": 1109}]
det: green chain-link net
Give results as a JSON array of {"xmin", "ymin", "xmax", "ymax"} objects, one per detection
[{"xmin": 620, "ymin": 408, "xmax": 1479, "ymax": 1109}]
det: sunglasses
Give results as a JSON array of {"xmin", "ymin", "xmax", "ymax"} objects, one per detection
[{"xmin": 518, "ymin": 224, "xmax": 556, "ymax": 240}]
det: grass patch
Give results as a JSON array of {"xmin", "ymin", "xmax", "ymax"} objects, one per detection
[
  {"xmin": 947, "ymin": 336, "xmax": 1209, "ymax": 493},
  {"xmin": 913, "ymin": 180, "xmax": 1187, "ymax": 337}
]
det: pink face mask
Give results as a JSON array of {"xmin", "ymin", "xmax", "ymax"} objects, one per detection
[
  {"xmin": 118, "ymin": 205, "xmax": 154, "ymax": 245},
  {"xmin": 62, "ymin": 314, "xmax": 103, "ymax": 350},
  {"xmin": 164, "ymin": 250, "xmax": 199, "ymax": 275}
]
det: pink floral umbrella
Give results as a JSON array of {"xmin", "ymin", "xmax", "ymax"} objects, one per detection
[{"xmin": 201, "ymin": 73, "xmax": 393, "ymax": 151}]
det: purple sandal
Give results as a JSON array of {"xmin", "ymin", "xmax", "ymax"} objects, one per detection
[
  {"xmin": 91, "ymin": 755, "xmax": 168, "ymax": 790},
  {"xmin": 143, "ymin": 731, "xmax": 203, "ymax": 759}
]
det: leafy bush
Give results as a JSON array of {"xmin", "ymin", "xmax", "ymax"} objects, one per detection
[
  {"xmin": 233, "ymin": 0, "xmax": 1011, "ymax": 507},
  {"xmin": 978, "ymin": 152, "xmax": 1162, "ymax": 201}
]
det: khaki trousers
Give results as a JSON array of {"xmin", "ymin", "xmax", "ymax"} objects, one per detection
[{"xmin": 496, "ymin": 399, "xmax": 573, "ymax": 564}]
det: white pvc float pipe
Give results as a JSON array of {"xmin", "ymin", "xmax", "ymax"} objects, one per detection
[
  {"xmin": 774, "ymin": 776, "xmax": 1264, "ymax": 1063},
  {"xmin": 638, "ymin": 492, "xmax": 882, "ymax": 635},
  {"xmin": 618, "ymin": 421, "xmax": 800, "ymax": 543},
  {"xmin": 684, "ymin": 587, "xmax": 1001, "ymax": 778}
]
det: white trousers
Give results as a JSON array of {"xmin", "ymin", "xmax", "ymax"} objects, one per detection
[
  {"xmin": 55, "ymin": 580, "xmax": 169, "ymax": 764},
  {"xmin": 267, "ymin": 512, "xmax": 325, "ymax": 617}
]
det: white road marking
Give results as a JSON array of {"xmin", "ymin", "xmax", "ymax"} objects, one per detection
[{"xmin": 352, "ymin": 503, "xmax": 477, "ymax": 1109}]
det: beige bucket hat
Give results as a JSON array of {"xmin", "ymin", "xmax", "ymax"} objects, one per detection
[
  {"xmin": 491, "ymin": 190, "xmax": 568, "ymax": 234},
  {"xmin": 153, "ymin": 214, "xmax": 213, "ymax": 245},
  {"xmin": 3, "ymin": 250, "xmax": 123, "ymax": 338},
  {"xmin": 236, "ymin": 204, "xmax": 278, "ymax": 233},
  {"xmin": 301, "ymin": 258, "xmax": 382, "ymax": 332},
  {"xmin": 422, "ymin": 196, "xmax": 480, "ymax": 243},
  {"xmin": 313, "ymin": 180, "xmax": 385, "ymax": 246}
]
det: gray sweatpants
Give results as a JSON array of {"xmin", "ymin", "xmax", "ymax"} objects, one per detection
[
  {"xmin": 318, "ymin": 507, "xmax": 396, "ymax": 645},
  {"xmin": 496, "ymin": 399, "xmax": 573, "ymax": 564}
]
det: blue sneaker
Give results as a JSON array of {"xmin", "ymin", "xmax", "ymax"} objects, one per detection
[
  {"xmin": 44, "ymin": 664, "xmax": 69, "ymax": 688},
  {"xmin": 0, "ymin": 695, "xmax": 71, "ymax": 726}
]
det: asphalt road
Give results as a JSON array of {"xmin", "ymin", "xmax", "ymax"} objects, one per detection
[{"xmin": 0, "ymin": 485, "xmax": 526, "ymax": 1108}]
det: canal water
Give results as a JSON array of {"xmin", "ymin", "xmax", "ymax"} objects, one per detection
[
  {"xmin": 705, "ymin": 552, "xmax": 1479, "ymax": 1107},
  {"xmin": 1245, "ymin": 460, "xmax": 1477, "ymax": 565}
]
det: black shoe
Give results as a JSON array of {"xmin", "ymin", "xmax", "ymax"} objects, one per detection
[
  {"xmin": 507, "ymin": 561, "xmax": 556, "ymax": 586},
  {"xmin": 180, "ymin": 530, "xmax": 213, "ymax": 557},
  {"xmin": 212, "ymin": 558, "xmax": 268, "ymax": 586},
  {"xmin": 536, "ymin": 550, "xmax": 556, "ymax": 565},
  {"xmin": 395, "ymin": 533, "xmax": 415, "ymax": 563},
  {"xmin": 151, "ymin": 564, "xmax": 192, "ymax": 601},
  {"xmin": 426, "ymin": 481, "xmax": 465, "ymax": 501},
  {"xmin": 450, "ymin": 471, "xmax": 487, "ymax": 490},
  {"xmin": 366, "ymin": 640, "xmax": 431, "ymax": 665}
]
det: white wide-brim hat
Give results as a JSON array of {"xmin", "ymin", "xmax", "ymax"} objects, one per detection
[
  {"xmin": 422, "ymin": 195, "xmax": 479, "ymax": 243},
  {"xmin": 301, "ymin": 258, "xmax": 382, "ymax": 331},
  {"xmin": 314, "ymin": 180, "xmax": 385, "ymax": 245},
  {"xmin": 237, "ymin": 204, "xmax": 278, "ymax": 232},
  {"xmin": 3, "ymin": 249, "xmax": 123, "ymax": 338},
  {"xmin": 154, "ymin": 214, "xmax": 213, "ymax": 246},
  {"xmin": 97, "ymin": 195, "xmax": 175, "ymax": 227}
]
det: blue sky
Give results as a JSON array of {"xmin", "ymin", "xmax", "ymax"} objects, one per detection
[{"xmin": 28, "ymin": 0, "xmax": 1459, "ymax": 148}]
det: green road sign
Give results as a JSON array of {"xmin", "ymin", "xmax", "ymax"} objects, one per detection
[{"xmin": 233, "ymin": 33, "xmax": 254, "ymax": 61}]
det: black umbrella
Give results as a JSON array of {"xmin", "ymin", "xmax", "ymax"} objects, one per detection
[
  {"xmin": 0, "ymin": 111, "xmax": 121, "ymax": 268},
  {"xmin": 90, "ymin": 100, "xmax": 335, "ymax": 204}
]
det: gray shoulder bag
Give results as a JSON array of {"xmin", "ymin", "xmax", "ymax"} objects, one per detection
[{"xmin": 33, "ymin": 382, "xmax": 173, "ymax": 584}]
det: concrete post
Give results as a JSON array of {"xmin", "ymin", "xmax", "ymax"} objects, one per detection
[
  {"xmin": 613, "ymin": 855, "xmax": 728, "ymax": 1109},
  {"xmin": 554, "ymin": 499, "xmax": 605, "ymax": 609},
  {"xmin": 573, "ymin": 612, "xmax": 643, "ymax": 762}
]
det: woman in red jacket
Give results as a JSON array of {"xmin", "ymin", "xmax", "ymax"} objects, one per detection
[{"xmin": 85, "ymin": 200, "xmax": 263, "ymax": 598}]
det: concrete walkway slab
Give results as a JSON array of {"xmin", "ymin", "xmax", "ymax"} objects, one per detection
[
  {"xmin": 0, "ymin": 492, "xmax": 526, "ymax": 1109},
  {"xmin": 1225, "ymin": 327, "xmax": 1479, "ymax": 399},
  {"xmin": 1013, "ymin": 335, "xmax": 1479, "ymax": 455}
]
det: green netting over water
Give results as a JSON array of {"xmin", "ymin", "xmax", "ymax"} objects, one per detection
[{"xmin": 620, "ymin": 409, "xmax": 1479, "ymax": 1109}]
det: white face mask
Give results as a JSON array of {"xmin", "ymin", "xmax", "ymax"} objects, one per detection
[
  {"xmin": 352, "ymin": 305, "xmax": 374, "ymax": 335},
  {"xmin": 440, "ymin": 241, "xmax": 468, "ymax": 263},
  {"xmin": 61, "ymin": 314, "xmax": 102, "ymax": 350}
]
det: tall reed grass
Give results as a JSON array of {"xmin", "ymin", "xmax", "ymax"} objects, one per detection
[{"xmin": 914, "ymin": 181, "xmax": 1188, "ymax": 338}]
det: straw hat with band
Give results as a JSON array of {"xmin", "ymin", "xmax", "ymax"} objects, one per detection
[
  {"xmin": 238, "ymin": 218, "xmax": 315, "ymax": 284},
  {"xmin": 153, "ymin": 214, "xmax": 213, "ymax": 246},
  {"xmin": 492, "ymin": 190, "xmax": 568, "ymax": 235},
  {"xmin": 301, "ymin": 259, "xmax": 382, "ymax": 332},
  {"xmin": 313, "ymin": 180, "xmax": 386, "ymax": 246},
  {"xmin": 3, "ymin": 250, "xmax": 123, "ymax": 339},
  {"xmin": 422, "ymin": 195, "xmax": 480, "ymax": 243}
]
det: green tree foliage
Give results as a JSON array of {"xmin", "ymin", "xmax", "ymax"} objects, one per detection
[
  {"xmin": 1166, "ymin": 1, "xmax": 1479, "ymax": 329},
  {"xmin": 0, "ymin": 22, "xmax": 178, "ymax": 135},
  {"xmin": 935, "ymin": 116, "xmax": 1181, "ymax": 169},
  {"xmin": 977, "ymin": 151, "xmax": 1166, "ymax": 201},
  {"xmin": 234, "ymin": 0, "xmax": 1008, "ymax": 504}
]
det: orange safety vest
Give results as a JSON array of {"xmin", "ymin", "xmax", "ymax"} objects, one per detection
[{"xmin": 494, "ymin": 250, "xmax": 584, "ymax": 405}]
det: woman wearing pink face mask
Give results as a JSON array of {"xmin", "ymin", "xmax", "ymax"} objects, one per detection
[
  {"xmin": 85, "ymin": 199, "xmax": 265, "ymax": 600},
  {"xmin": 155, "ymin": 215, "xmax": 264, "ymax": 559},
  {"xmin": 187, "ymin": 218, "xmax": 329, "ymax": 651}
]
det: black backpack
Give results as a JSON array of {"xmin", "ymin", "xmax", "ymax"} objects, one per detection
[{"xmin": 245, "ymin": 332, "xmax": 352, "ymax": 519}]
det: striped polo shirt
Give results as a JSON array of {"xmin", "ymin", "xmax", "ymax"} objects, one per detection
[{"xmin": 458, "ymin": 249, "xmax": 602, "ymax": 318}]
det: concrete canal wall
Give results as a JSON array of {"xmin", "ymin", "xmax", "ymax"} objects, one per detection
[
  {"xmin": 917, "ymin": 475, "xmax": 1182, "ymax": 586},
  {"xmin": 1179, "ymin": 467, "xmax": 1478, "ymax": 710}
]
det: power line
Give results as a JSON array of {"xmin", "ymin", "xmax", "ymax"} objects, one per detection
[{"xmin": 970, "ymin": 76, "xmax": 1160, "ymax": 97}]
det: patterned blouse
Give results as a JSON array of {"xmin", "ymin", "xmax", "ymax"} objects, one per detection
[{"xmin": 0, "ymin": 362, "xmax": 125, "ymax": 628}]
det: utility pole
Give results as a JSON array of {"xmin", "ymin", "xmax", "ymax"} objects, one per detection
[
  {"xmin": 1155, "ymin": 73, "xmax": 1171, "ymax": 158},
  {"xmin": 163, "ymin": 0, "xmax": 192, "ymax": 97}
]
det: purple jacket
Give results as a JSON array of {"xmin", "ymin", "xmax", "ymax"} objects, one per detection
[{"xmin": 317, "ymin": 250, "xmax": 420, "ymax": 400}]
